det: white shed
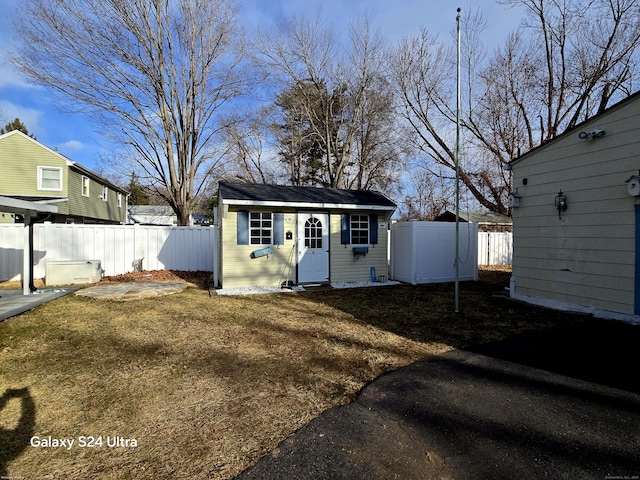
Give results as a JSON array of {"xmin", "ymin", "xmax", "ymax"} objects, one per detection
[{"xmin": 390, "ymin": 221, "xmax": 478, "ymax": 284}]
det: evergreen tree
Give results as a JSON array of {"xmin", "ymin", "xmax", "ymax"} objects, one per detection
[
  {"xmin": 127, "ymin": 173, "xmax": 150, "ymax": 205},
  {"xmin": 1, "ymin": 118, "xmax": 35, "ymax": 138}
]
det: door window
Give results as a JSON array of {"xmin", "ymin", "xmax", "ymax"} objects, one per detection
[{"xmin": 304, "ymin": 217, "xmax": 323, "ymax": 249}]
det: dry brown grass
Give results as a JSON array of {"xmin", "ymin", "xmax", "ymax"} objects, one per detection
[{"xmin": 0, "ymin": 267, "xmax": 579, "ymax": 479}]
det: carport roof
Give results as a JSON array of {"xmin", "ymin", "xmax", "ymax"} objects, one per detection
[
  {"xmin": 0, "ymin": 196, "xmax": 58, "ymax": 215},
  {"xmin": 219, "ymin": 182, "xmax": 396, "ymax": 211}
]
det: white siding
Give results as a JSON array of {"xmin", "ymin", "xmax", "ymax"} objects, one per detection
[{"xmin": 511, "ymin": 94, "xmax": 640, "ymax": 317}]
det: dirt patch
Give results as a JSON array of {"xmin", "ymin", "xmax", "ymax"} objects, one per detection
[
  {"xmin": 101, "ymin": 270, "xmax": 212, "ymax": 289},
  {"xmin": 1, "ymin": 270, "xmax": 212, "ymax": 290}
]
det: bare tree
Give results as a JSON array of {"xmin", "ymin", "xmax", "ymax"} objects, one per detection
[
  {"xmin": 344, "ymin": 17, "xmax": 406, "ymax": 192},
  {"xmin": 12, "ymin": 0, "xmax": 246, "ymax": 225},
  {"xmin": 397, "ymin": 166, "xmax": 454, "ymax": 220},
  {"xmin": 498, "ymin": 0, "xmax": 640, "ymax": 139},
  {"xmin": 389, "ymin": 27, "xmax": 497, "ymax": 209},
  {"xmin": 390, "ymin": 2, "xmax": 640, "ymax": 216},
  {"xmin": 253, "ymin": 13, "xmax": 404, "ymax": 192},
  {"xmin": 220, "ymin": 108, "xmax": 283, "ymax": 184}
]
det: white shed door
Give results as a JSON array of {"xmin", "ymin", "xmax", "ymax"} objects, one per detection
[{"xmin": 297, "ymin": 212, "xmax": 329, "ymax": 283}]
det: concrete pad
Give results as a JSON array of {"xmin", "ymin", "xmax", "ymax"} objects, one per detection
[
  {"xmin": 0, "ymin": 288, "xmax": 78, "ymax": 322},
  {"xmin": 75, "ymin": 282, "xmax": 187, "ymax": 301}
]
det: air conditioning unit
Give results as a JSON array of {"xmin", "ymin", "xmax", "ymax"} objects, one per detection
[{"xmin": 46, "ymin": 260, "xmax": 102, "ymax": 286}]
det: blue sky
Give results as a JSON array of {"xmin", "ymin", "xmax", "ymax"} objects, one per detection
[{"xmin": 0, "ymin": 0, "xmax": 523, "ymax": 175}]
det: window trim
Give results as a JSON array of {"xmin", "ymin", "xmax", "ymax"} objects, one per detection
[
  {"xmin": 37, "ymin": 166, "xmax": 63, "ymax": 191},
  {"xmin": 117, "ymin": 192, "xmax": 122, "ymax": 208},
  {"xmin": 304, "ymin": 216, "xmax": 323, "ymax": 249},
  {"xmin": 102, "ymin": 185, "xmax": 109, "ymax": 202},
  {"xmin": 249, "ymin": 211, "xmax": 272, "ymax": 245},
  {"xmin": 81, "ymin": 175, "xmax": 90, "ymax": 197},
  {"xmin": 350, "ymin": 214, "xmax": 370, "ymax": 245}
]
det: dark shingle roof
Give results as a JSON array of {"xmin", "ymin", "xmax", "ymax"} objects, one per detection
[
  {"xmin": 435, "ymin": 210, "xmax": 512, "ymax": 224},
  {"xmin": 219, "ymin": 182, "xmax": 396, "ymax": 208}
]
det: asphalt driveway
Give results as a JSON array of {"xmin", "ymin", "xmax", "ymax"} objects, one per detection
[{"xmin": 236, "ymin": 318, "xmax": 640, "ymax": 479}]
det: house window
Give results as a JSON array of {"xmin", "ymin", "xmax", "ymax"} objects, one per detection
[
  {"xmin": 117, "ymin": 192, "xmax": 122, "ymax": 207},
  {"xmin": 38, "ymin": 166, "xmax": 62, "ymax": 191},
  {"xmin": 250, "ymin": 212, "xmax": 272, "ymax": 245},
  {"xmin": 81, "ymin": 176, "xmax": 90, "ymax": 197},
  {"xmin": 350, "ymin": 214, "xmax": 369, "ymax": 245},
  {"xmin": 102, "ymin": 185, "xmax": 109, "ymax": 201}
]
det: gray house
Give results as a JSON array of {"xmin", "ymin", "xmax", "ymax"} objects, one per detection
[{"xmin": 509, "ymin": 91, "xmax": 640, "ymax": 323}]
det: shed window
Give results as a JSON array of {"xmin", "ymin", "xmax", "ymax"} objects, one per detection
[
  {"xmin": 350, "ymin": 214, "xmax": 369, "ymax": 245},
  {"xmin": 102, "ymin": 185, "xmax": 109, "ymax": 201},
  {"xmin": 250, "ymin": 212, "xmax": 272, "ymax": 245},
  {"xmin": 117, "ymin": 192, "xmax": 122, "ymax": 207},
  {"xmin": 341, "ymin": 213, "xmax": 378, "ymax": 245},
  {"xmin": 38, "ymin": 166, "xmax": 62, "ymax": 191}
]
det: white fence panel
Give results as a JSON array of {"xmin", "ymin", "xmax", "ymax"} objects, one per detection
[
  {"xmin": 391, "ymin": 221, "xmax": 478, "ymax": 284},
  {"xmin": 0, "ymin": 224, "xmax": 24, "ymax": 281},
  {"xmin": 0, "ymin": 223, "xmax": 216, "ymax": 282},
  {"xmin": 478, "ymin": 231, "xmax": 512, "ymax": 265}
]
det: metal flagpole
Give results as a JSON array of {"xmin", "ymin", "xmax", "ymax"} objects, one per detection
[{"xmin": 455, "ymin": 7, "xmax": 461, "ymax": 313}]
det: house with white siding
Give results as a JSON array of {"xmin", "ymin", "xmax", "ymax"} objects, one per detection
[
  {"xmin": 508, "ymin": 91, "xmax": 640, "ymax": 323},
  {"xmin": 217, "ymin": 182, "xmax": 396, "ymax": 289}
]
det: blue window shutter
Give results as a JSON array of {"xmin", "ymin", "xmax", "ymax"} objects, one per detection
[
  {"xmin": 237, "ymin": 210, "xmax": 249, "ymax": 245},
  {"xmin": 273, "ymin": 213, "xmax": 284, "ymax": 245},
  {"xmin": 341, "ymin": 214, "xmax": 350, "ymax": 244},
  {"xmin": 369, "ymin": 214, "xmax": 378, "ymax": 244}
]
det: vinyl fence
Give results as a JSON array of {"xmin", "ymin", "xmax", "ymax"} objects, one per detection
[
  {"xmin": 478, "ymin": 231, "xmax": 512, "ymax": 265},
  {"xmin": 0, "ymin": 223, "xmax": 217, "ymax": 282},
  {"xmin": 1, "ymin": 222, "xmax": 510, "ymax": 284}
]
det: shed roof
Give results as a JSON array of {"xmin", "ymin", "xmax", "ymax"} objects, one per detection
[
  {"xmin": 435, "ymin": 210, "xmax": 512, "ymax": 225},
  {"xmin": 128, "ymin": 205, "xmax": 175, "ymax": 216},
  {"xmin": 218, "ymin": 182, "xmax": 396, "ymax": 211}
]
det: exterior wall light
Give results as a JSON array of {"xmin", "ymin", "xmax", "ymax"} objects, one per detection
[
  {"xmin": 555, "ymin": 190, "xmax": 567, "ymax": 218},
  {"xmin": 578, "ymin": 129, "xmax": 605, "ymax": 140}
]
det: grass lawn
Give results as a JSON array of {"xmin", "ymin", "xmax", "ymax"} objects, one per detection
[{"xmin": 0, "ymin": 268, "xmax": 579, "ymax": 479}]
